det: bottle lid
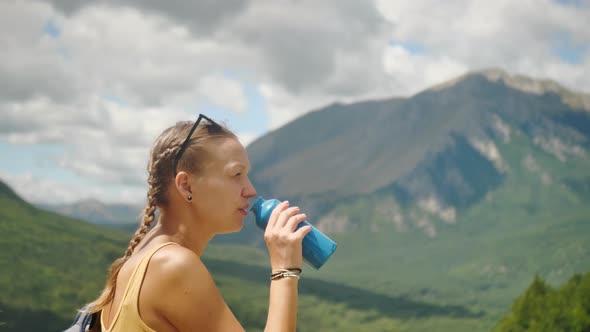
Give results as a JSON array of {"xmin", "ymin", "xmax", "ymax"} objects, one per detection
[{"xmin": 250, "ymin": 196, "xmax": 265, "ymax": 215}]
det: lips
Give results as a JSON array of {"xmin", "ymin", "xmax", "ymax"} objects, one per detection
[{"xmin": 238, "ymin": 204, "xmax": 249, "ymax": 216}]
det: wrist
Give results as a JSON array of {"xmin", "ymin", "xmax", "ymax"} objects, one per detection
[
  {"xmin": 270, "ymin": 268, "xmax": 302, "ymax": 281},
  {"xmin": 271, "ymin": 267, "xmax": 302, "ymax": 274}
]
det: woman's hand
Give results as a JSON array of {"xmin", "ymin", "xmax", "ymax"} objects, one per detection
[{"xmin": 264, "ymin": 201, "xmax": 312, "ymax": 270}]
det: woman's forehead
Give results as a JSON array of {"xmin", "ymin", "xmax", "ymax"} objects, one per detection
[{"xmin": 208, "ymin": 137, "xmax": 250, "ymax": 168}]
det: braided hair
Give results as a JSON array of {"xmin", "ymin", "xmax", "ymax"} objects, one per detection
[{"xmin": 87, "ymin": 119, "xmax": 235, "ymax": 314}]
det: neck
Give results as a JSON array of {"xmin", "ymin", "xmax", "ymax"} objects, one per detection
[{"xmin": 157, "ymin": 202, "xmax": 214, "ymax": 256}]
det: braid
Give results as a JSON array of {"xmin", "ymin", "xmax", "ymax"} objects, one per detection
[
  {"xmin": 124, "ymin": 188, "xmax": 157, "ymax": 257},
  {"xmin": 124, "ymin": 144, "xmax": 182, "ymax": 257},
  {"xmin": 87, "ymin": 120, "xmax": 236, "ymax": 316}
]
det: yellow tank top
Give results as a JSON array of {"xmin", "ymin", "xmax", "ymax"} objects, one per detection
[{"xmin": 101, "ymin": 242, "xmax": 176, "ymax": 332}]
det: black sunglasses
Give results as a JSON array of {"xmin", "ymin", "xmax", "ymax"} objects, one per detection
[{"xmin": 173, "ymin": 114, "xmax": 222, "ymax": 175}]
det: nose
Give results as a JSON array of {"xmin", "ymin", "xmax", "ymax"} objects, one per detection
[{"xmin": 242, "ymin": 177, "xmax": 257, "ymax": 198}]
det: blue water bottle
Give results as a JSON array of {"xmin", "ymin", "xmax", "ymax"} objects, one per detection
[{"xmin": 250, "ymin": 196, "xmax": 337, "ymax": 269}]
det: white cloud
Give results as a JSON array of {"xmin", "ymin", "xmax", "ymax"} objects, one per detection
[
  {"xmin": 23, "ymin": 1, "xmax": 397, "ymax": 129},
  {"xmin": 59, "ymin": 5, "xmax": 243, "ymax": 107},
  {"xmin": 199, "ymin": 75, "xmax": 248, "ymax": 113},
  {"xmin": 1, "ymin": 0, "xmax": 589, "ymax": 203},
  {"xmin": 0, "ymin": 171, "xmax": 146, "ymax": 205},
  {"xmin": 258, "ymin": 83, "xmax": 320, "ymax": 129},
  {"xmin": 0, "ymin": 93, "xmax": 188, "ymax": 185},
  {"xmin": 0, "ymin": 96, "xmax": 107, "ymax": 143},
  {"xmin": 236, "ymin": 131, "xmax": 259, "ymax": 148},
  {"xmin": 383, "ymin": 45, "xmax": 468, "ymax": 96},
  {"xmin": 376, "ymin": 0, "xmax": 590, "ymax": 92}
]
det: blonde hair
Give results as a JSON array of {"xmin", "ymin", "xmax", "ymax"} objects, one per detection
[{"xmin": 87, "ymin": 119, "xmax": 236, "ymax": 315}]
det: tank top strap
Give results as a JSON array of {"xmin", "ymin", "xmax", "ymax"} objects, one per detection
[
  {"xmin": 124, "ymin": 241, "xmax": 178, "ymax": 299},
  {"xmin": 102, "ymin": 242, "xmax": 178, "ymax": 332}
]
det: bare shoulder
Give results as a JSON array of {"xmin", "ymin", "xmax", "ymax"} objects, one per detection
[
  {"xmin": 144, "ymin": 244, "xmax": 215, "ymax": 302},
  {"xmin": 149, "ymin": 244, "xmax": 208, "ymax": 280},
  {"xmin": 141, "ymin": 244, "xmax": 244, "ymax": 332}
]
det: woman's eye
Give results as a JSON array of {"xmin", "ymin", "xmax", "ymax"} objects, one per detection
[{"xmin": 235, "ymin": 172, "xmax": 242, "ymax": 177}]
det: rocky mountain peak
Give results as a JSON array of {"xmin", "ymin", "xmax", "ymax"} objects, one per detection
[{"xmin": 431, "ymin": 68, "xmax": 590, "ymax": 111}]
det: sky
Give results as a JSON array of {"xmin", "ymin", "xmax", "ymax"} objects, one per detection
[{"xmin": 1, "ymin": 0, "xmax": 589, "ymax": 205}]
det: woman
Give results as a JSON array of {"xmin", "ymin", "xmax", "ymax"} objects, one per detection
[{"xmin": 87, "ymin": 114, "xmax": 311, "ymax": 331}]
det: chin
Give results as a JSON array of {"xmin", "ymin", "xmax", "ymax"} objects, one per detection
[{"xmin": 220, "ymin": 220, "xmax": 243, "ymax": 234}]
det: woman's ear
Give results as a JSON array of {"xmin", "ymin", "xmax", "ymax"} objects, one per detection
[{"xmin": 174, "ymin": 171, "xmax": 193, "ymax": 202}]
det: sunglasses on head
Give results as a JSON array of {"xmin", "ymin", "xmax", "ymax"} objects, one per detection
[{"xmin": 173, "ymin": 114, "xmax": 222, "ymax": 175}]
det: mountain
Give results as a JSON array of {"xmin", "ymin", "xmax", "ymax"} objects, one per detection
[
  {"xmin": 233, "ymin": 68, "xmax": 590, "ymax": 329},
  {"xmin": 245, "ymin": 68, "xmax": 590, "ymax": 233},
  {"xmin": 38, "ymin": 199, "xmax": 143, "ymax": 228}
]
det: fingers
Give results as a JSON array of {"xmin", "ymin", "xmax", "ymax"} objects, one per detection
[
  {"xmin": 266, "ymin": 201, "xmax": 310, "ymax": 239},
  {"xmin": 266, "ymin": 201, "xmax": 289, "ymax": 229},
  {"xmin": 274, "ymin": 206, "xmax": 301, "ymax": 229},
  {"xmin": 263, "ymin": 202, "xmax": 312, "ymax": 270},
  {"xmin": 286, "ymin": 213, "xmax": 307, "ymax": 232},
  {"xmin": 293, "ymin": 224, "xmax": 312, "ymax": 239}
]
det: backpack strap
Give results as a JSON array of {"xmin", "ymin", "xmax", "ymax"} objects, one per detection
[{"xmin": 62, "ymin": 305, "xmax": 100, "ymax": 332}]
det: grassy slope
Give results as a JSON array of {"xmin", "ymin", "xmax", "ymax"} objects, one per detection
[
  {"xmin": 2, "ymin": 178, "xmax": 587, "ymax": 332},
  {"xmin": 204, "ymin": 252, "xmax": 484, "ymax": 332},
  {"xmin": 0, "ymin": 194, "xmax": 129, "ymax": 331},
  {"xmin": 1, "ymin": 188, "xmax": 464, "ymax": 332}
]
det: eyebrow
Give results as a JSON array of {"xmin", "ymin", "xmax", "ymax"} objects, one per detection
[{"xmin": 228, "ymin": 163, "xmax": 251, "ymax": 172}]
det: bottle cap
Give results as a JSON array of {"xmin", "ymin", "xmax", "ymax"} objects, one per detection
[{"xmin": 250, "ymin": 196, "xmax": 265, "ymax": 215}]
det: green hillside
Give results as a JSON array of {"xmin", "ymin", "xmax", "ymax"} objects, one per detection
[
  {"xmin": 1, "ymin": 180, "xmax": 486, "ymax": 332},
  {"xmin": 0, "ymin": 185, "xmax": 129, "ymax": 331}
]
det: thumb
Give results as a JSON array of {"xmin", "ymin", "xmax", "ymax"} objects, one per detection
[{"xmin": 294, "ymin": 225, "xmax": 312, "ymax": 239}]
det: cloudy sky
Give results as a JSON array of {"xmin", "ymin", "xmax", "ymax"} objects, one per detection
[{"xmin": 1, "ymin": 0, "xmax": 589, "ymax": 205}]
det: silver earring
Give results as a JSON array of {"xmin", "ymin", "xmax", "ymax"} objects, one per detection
[{"xmin": 187, "ymin": 195, "xmax": 192, "ymax": 201}]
